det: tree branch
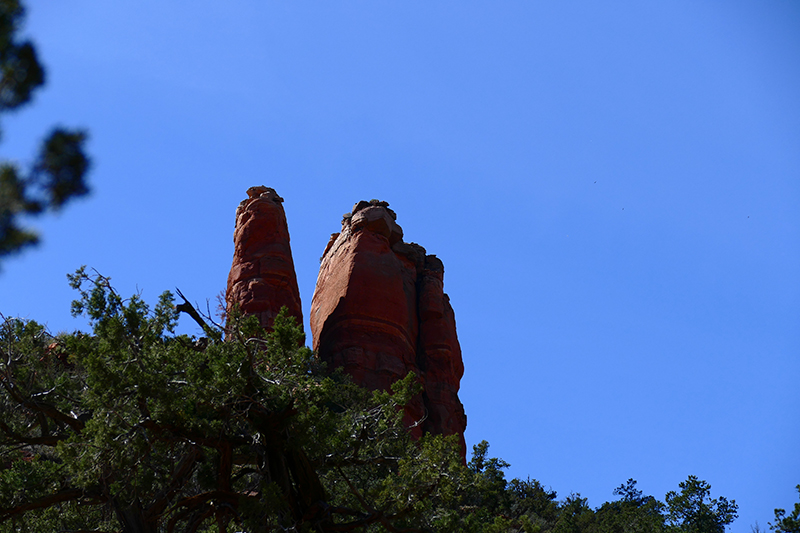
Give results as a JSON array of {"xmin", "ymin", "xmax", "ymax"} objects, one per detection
[
  {"xmin": 175, "ymin": 289, "xmax": 215, "ymax": 337},
  {"xmin": 0, "ymin": 419, "xmax": 69, "ymax": 446},
  {"xmin": 0, "ymin": 487, "xmax": 104, "ymax": 522}
]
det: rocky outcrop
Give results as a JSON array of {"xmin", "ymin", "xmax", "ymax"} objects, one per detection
[
  {"xmin": 226, "ymin": 186, "xmax": 303, "ymax": 330},
  {"xmin": 225, "ymin": 190, "xmax": 467, "ymax": 457},
  {"xmin": 310, "ymin": 199, "xmax": 467, "ymax": 457}
]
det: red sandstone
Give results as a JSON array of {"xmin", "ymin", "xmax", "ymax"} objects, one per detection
[
  {"xmin": 226, "ymin": 186, "xmax": 303, "ymax": 330},
  {"xmin": 225, "ymin": 190, "xmax": 467, "ymax": 458},
  {"xmin": 310, "ymin": 199, "xmax": 467, "ymax": 457}
]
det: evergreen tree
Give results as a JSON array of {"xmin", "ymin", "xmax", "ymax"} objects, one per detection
[
  {"xmin": 770, "ymin": 486, "xmax": 800, "ymax": 533},
  {"xmin": 0, "ymin": 268, "xmax": 464, "ymax": 532},
  {"xmin": 594, "ymin": 479, "xmax": 666, "ymax": 533},
  {"xmin": 665, "ymin": 476, "xmax": 737, "ymax": 533},
  {"xmin": 0, "ymin": 268, "xmax": 752, "ymax": 533},
  {"xmin": 0, "ymin": 0, "xmax": 90, "ymax": 263}
]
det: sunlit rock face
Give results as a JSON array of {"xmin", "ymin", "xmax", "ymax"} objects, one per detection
[
  {"xmin": 225, "ymin": 191, "xmax": 467, "ymax": 458},
  {"xmin": 226, "ymin": 186, "xmax": 303, "ymax": 330},
  {"xmin": 310, "ymin": 199, "xmax": 467, "ymax": 458}
]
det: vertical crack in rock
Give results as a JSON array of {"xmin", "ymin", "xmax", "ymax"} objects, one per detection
[
  {"xmin": 226, "ymin": 186, "xmax": 303, "ymax": 331},
  {"xmin": 311, "ymin": 199, "xmax": 467, "ymax": 458}
]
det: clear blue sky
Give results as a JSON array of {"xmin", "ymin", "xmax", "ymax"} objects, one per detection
[{"xmin": 2, "ymin": 1, "xmax": 798, "ymax": 530}]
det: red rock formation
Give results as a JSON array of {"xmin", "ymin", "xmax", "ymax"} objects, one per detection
[
  {"xmin": 416, "ymin": 256, "xmax": 466, "ymax": 442},
  {"xmin": 226, "ymin": 186, "xmax": 303, "ymax": 330},
  {"xmin": 311, "ymin": 200, "xmax": 467, "ymax": 457},
  {"xmin": 225, "ymin": 190, "xmax": 467, "ymax": 457}
]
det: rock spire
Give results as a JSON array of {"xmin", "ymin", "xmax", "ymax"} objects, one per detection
[
  {"xmin": 310, "ymin": 199, "xmax": 467, "ymax": 457},
  {"xmin": 226, "ymin": 186, "xmax": 303, "ymax": 329},
  {"xmin": 225, "ymin": 190, "xmax": 467, "ymax": 458}
]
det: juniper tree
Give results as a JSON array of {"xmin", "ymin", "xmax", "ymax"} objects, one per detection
[
  {"xmin": 0, "ymin": 268, "xmax": 465, "ymax": 532},
  {"xmin": 0, "ymin": 268, "xmax": 747, "ymax": 533}
]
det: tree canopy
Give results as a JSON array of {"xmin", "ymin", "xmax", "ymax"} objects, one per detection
[
  {"xmin": 1, "ymin": 268, "xmax": 466, "ymax": 531},
  {"xmin": 770, "ymin": 486, "xmax": 800, "ymax": 533},
  {"xmin": 0, "ymin": 268, "xmax": 763, "ymax": 533},
  {"xmin": 0, "ymin": 0, "xmax": 90, "ymax": 263}
]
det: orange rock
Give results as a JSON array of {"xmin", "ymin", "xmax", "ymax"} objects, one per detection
[
  {"xmin": 225, "ymin": 192, "xmax": 467, "ymax": 458},
  {"xmin": 417, "ymin": 258, "xmax": 466, "ymax": 441},
  {"xmin": 226, "ymin": 186, "xmax": 303, "ymax": 331},
  {"xmin": 311, "ymin": 200, "xmax": 467, "ymax": 458}
]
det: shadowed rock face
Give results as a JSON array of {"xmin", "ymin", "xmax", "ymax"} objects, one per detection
[
  {"xmin": 310, "ymin": 199, "xmax": 467, "ymax": 458},
  {"xmin": 226, "ymin": 186, "xmax": 303, "ymax": 330}
]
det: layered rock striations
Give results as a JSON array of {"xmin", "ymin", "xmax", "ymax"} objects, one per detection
[
  {"xmin": 310, "ymin": 200, "xmax": 467, "ymax": 457},
  {"xmin": 226, "ymin": 186, "xmax": 303, "ymax": 330}
]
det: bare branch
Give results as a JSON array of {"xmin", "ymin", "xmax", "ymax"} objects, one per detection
[{"xmin": 174, "ymin": 288, "xmax": 215, "ymax": 336}]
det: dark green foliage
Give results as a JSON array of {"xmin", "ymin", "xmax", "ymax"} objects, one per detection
[
  {"xmin": 770, "ymin": 486, "xmax": 800, "ymax": 533},
  {"xmin": 33, "ymin": 129, "xmax": 91, "ymax": 208},
  {"xmin": 594, "ymin": 480, "xmax": 665, "ymax": 533},
  {"xmin": 439, "ymin": 444, "xmax": 738, "ymax": 533},
  {"xmin": 553, "ymin": 494, "xmax": 595, "ymax": 533},
  {"xmin": 665, "ymin": 476, "xmax": 737, "ymax": 533},
  {"xmin": 0, "ymin": 268, "xmax": 753, "ymax": 532},
  {"xmin": 0, "ymin": 0, "xmax": 90, "ymax": 262},
  {"xmin": 1, "ymin": 268, "xmax": 466, "ymax": 532},
  {"xmin": 0, "ymin": 0, "xmax": 43, "ymax": 111}
]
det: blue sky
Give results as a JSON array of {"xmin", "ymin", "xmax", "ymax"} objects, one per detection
[{"xmin": 2, "ymin": 1, "xmax": 798, "ymax": 529}]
